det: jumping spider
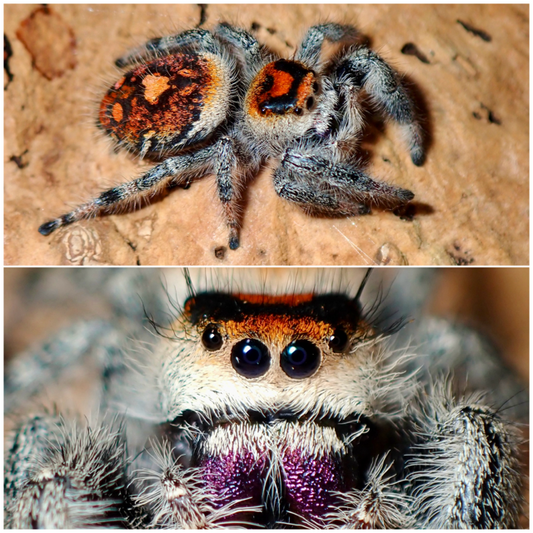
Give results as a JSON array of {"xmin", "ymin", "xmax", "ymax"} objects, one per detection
[
  {"xmin": 38, "ymin": 22, "xmax": 425, "ymax": 250},
  {"xmin": 5, "ymin": 269, "xmax": 525, "ymax": 528}
]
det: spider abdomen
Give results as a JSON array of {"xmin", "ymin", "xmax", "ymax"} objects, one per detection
[{"xmin": 99, "ymin": 52, "xmax": 232, "ymax": 159}]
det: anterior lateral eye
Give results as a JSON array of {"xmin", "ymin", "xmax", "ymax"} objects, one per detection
[
  {"xmin": 202, "ymin": 324, "xmax": 223, "ymax": 350},
  {"xmin": 328, "ymin": 328, "xmax": 348, "ymax": 353},
  {"xmin": 281, "ymin": 340, "xmax": 321, "ymax": 378},
  {"xmin": 231, "ymin": 339, "xmax": 271, "ymax": 378}
]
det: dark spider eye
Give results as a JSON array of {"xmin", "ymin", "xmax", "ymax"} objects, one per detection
[
  {"xmin": 293, "ymin": 106, "xmax": 303, "ymax": 116},
  {"xmin": 281, "ymin": 340, "xmax": 321, "ymax": 378},
  {"xmin": 328, "ymin": 328, "xmax": 348, "ymax": 353},
  {"xmin": 259, "ymin": 106, "xmax": 267, "ymax": 115},
  {"xmin": 202, "ymin": 325, "xmax": 223, "ymax": 350},
  {"xmin": 306, "ymin": 96, "xmax": 315, "ymax": 110},
  {"xmin": 312, "ymin": 81, "xmax": 319, "ymax": 92},
  {"xmin": 231, "ymin": 339, "xmax": 270, "ymax": 378}
]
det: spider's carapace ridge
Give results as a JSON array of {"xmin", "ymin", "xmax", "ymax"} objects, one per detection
[{"xmin": 38, "ymin": 22, "xmax": 425, "ymax": 250}]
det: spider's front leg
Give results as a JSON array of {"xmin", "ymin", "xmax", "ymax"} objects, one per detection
[
  {"xmin": 133, "ymin": 441, "xmax": 258, "ymax": 528},
  {"xmin": 334, "ymin": 47, "xmax": 425, "ymax": 166},
  {"xmin": 273, "ymin": 146, "xmax": 414, "ymax": 217},
  {"xmin": 324, "ymin": 456, "xmax": 414, "ymax": 529},
  {"xmin": 38, "ymin": 144, "xmax": 218, "ymax": 237},
  {"xmin": 295, "ymin": 23, "xmax": 359, "ymax": 68},
  {"xmin": 405, "ymin": 389, "xmax": 522, "ymax": 528},
  {"xmin": 5, "ymin": 415, "xmax": 131, "ymax": 528}
]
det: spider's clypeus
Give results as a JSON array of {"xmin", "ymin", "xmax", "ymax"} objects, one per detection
[
  {"xmin": 4, "ymin": 269, "xmax": 526, "ymax": 529},
  {"xmin": 38, "ymin": 22, "xmax": 425, "ymax": 250}
]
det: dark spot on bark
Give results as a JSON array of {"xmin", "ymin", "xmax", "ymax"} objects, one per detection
[
  {"xmin": 448, "ymin": 242, "xmax": 474, "ymax": 265},
  {"xmin": 4, "ymin": 34, "xmax": 14, "ymax": 89},
  {"xmin": 480, "ymin": 103, "xmax": 501, "ymax": 125},
  {"xmin": 457, "ymin": 20, "xmax": 492, "ymax": 42},
  {"xmin": 9, "ymin": 150, "xmax": 28, "ymax": 169},
  {"xmin": 196, "ymin": 4, "xmax": 208, "ymax": 27},
  {"xmin": 214, "ymin": 246, "xmax": 226, "ymax": 260},
  {"xmin": 401, "ymin": 42, "xmax": 430, "ymax": 64}
]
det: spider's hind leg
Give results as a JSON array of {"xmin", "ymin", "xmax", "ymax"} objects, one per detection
[{"xmin": 38, "ymin": 143, "xmax": 217, "ymax": 237}]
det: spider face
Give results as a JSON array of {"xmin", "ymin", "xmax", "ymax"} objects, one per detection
[
  {"xmin": 161, "ymin": 289, "xmax": 379, "ymax": 526},
  {"xmin": 38, "ymin": 23, "xmax": 425, "ymax": 250},
  {"xmin": 163, "ymin": 291, "xmax": 374, "ymax": 423}
]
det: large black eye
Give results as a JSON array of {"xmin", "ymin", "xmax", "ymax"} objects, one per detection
[
  {"xmin": 281, "ymin": 340, "xmax": 321, "ymax": 378},
  {"xmin": 231, "ymin": 339, "xmax": 270, "ymax": 378},
  {"xmin": 293, "ymin": 106, "xmax": 303, "ymax": 116},
  {"xmin": 202, "ymin": 325, "xmax": 223, "ymax": 350},
  {"xmin": 328, "ymin": 328, "xmax": 348, "ymax": 353}
]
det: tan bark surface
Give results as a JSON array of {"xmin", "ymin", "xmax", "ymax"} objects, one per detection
[{"xmin": 4, "ymin": 4, "xmax": 529, "ymax": 265}]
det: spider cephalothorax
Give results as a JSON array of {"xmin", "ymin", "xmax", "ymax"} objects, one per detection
[{"xmin": 38, "ymin": 23, "xmax": 425, "ymax": 250}]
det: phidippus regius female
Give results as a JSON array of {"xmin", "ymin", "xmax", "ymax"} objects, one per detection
[
  {"xmin": 38, "ymin": 22, "xmax": 424, "ymax": 250},
  {"xmin": 4, "ymin": 269, "xmax": 526, "ymax": 528}
]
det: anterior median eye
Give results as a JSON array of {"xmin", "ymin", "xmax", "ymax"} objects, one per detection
[
  {"xmin": 281, "ymin": 340, "xmax": 321, "ymax": 378},
  {"xmin": 232, "ymin": 339, "xmax": 270, "ymax": 378}
]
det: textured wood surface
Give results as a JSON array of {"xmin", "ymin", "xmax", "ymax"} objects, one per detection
[{"xmin": 4, "ymin": 5, "xmax": 529, "ymax": 265}]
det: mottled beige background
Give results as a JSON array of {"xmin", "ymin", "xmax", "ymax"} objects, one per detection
[{"xmin": 4, "ymin": 5, "xmax": 529, "ymax": 265}]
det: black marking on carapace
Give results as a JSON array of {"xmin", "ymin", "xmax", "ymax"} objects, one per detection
[
  {"xmin": 184, "ymin": 292, "xmax": 363, "ymax": 328},
  {"xmin": 260, "ymin": 59, "xmax": 314, "ymax": 115}
]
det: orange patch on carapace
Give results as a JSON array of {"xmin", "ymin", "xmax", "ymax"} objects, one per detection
[
  {"xmin": 232, "ymin": 293, "xmax": 316, "ymax": 306},
  {"xmin": 224, "ymin": 315, "xmax": 334, "ymax": 344}
]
